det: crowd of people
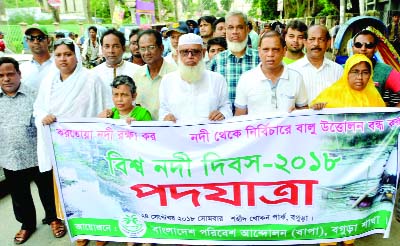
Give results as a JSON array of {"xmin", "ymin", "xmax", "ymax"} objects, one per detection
[{"xmin": 1, "ymin": 9, "xmax": 400, "ymax": 246}]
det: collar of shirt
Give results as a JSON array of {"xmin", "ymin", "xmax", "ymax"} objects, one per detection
[
  {"xmin": 227, "ymin": 47, "xmax": 258, "ymax": 58},
  {"xmin": 256, "ymin": 63, "xmax": 289, "ymax": 81},
  {"xmin": 143, "ymin": 59, "xmax": 168, "ymax": 80},
  {"xmin": 0, "ymin": 82, "xmax": 30, "ymax": 98},
  {"xmin": 30, "ymin": 57, "xmax": 53, "ymax": 67}
]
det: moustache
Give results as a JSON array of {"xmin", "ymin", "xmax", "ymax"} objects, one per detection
[{"xmin": 311, "ymin": 47, "xmax": 322, "ymax": 51}]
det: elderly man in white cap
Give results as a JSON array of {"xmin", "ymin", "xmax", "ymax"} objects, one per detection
[{"xmin": 159, "ymin": 33, "xmax": 232, "ymax": 122}]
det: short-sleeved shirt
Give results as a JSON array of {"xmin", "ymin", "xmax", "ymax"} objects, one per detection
[
  {"xmin": 289, "ymin": 56, "xmax": 343, "ymax": 103},
  {"xmin": 0, "ymin": 83, "xmax": 38, "ymax": 171},
  {"xmin": 235, "ymin": 64, "xmax": 308, "ymax": 115},
  {"xmin": 20, "ymin": 58, "xmax": 55, "ymax": 91},
  {"xmin": 208, "ymin": 48, "xmax": 260, "ymax": 104}
]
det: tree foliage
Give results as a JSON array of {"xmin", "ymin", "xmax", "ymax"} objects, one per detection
[{"xmin": 220, "ymin": 0, "xmax": 233, "ymax": 12}]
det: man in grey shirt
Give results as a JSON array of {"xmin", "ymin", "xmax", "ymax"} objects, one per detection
[{"xmin": 0, "ymin": 57, "xmax": 65, "ymax": 244}]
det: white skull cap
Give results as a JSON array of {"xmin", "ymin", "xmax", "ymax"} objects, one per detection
[{"xmin": 178, "ymin": 33, "xmax": 203, "ymax": 46}]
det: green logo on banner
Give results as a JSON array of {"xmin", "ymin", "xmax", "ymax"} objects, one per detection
[{"xmin": 119, "ymin": 213, "xmax": 147, "ymax": 237}]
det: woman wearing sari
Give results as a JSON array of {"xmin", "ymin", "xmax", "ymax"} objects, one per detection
[
  {"xmin": 311, "ymin": 54, "xmax": 385, "ymax": 246},
  {"xmin": 33, "ymin": 38, "xmax": 107, "ymax": 246},
  {"xmin": 311, "ymin": 54, "xmax": 385, "ymax": 110}
]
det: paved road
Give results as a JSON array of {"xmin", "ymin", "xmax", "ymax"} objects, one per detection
[{"xmin": 0, "ymin": 184, "xmax": 399, "ymax": 246}]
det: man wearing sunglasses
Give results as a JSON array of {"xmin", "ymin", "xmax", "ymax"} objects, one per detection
[
  {"xmin": 352, "ymin": 29, "xmax": 400, "ymax": 107},
  {"xmin": 20, "ymin": 26, "xmax": 55, "ymax": 91},
  {"xmin": 159, "ymin": 33, "xmax": 232, "ymax": 122}
]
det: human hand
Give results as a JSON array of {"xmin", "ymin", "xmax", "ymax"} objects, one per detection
[
  {"xmin": 208, "ymin": 110, "xmax": 225, "ymax": 121},
  {"xmin": 310, "ymin": 102, "xmax": 327, "ymax": 110},
  {"xmin": 98, "ymin": 109, "xmax": 113, "ymax": 118},
  {"xmin": 163, "ymin": 113, "xmax": 177, "ymax": 122},
  {"xmin": 42, "ymin": 114, "xmax": 56, "ymax": 125}
]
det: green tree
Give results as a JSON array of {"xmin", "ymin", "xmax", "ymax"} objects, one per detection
[{"xmin": 220, "ymin": 0, "xmax": 233, "ymax": 12}]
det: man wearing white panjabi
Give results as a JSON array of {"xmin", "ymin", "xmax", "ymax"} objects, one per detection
[
  {"xmin": 159, "ymin": 33, "xmax": 232, "ymax": 122},
  {"xmin": 93, "ymin": 29, "xmax": 140, "ymax": 108}
]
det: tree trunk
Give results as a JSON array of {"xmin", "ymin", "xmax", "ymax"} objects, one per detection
[
  {"xmin": 0, "ymin": 0, "xmax": 6, "ymax": 24},
  {"xmin": 109, "ymin": 0, "xmax": 115, "ymax": 19},
  {"xmin": 340, "ymin": 0, "xmax": 345, "ymax": 24},
  {"xmin": 174, "ymin": 0, "xmax": 178, "ymax": 21},
  {"xmin": 82, "ymin": 0, "xmax": 92, "ymax": 23},
  {"xmin": 359, "ymin": 0, "xmax": 364, "ymax": 16}
]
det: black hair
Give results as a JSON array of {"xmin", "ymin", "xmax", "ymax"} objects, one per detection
[
  {"xmin": 0, "ymin": 57, "xmax": 20, "ymax": 73},
  {"xmin": 212, "ymin": 17, "xmax": 225, "ymax": 31},
  {"xmin": 88, "ymin": 26, "xmax": 97, "ymax": 33},
  {"xmin": 55, "ymin": 32, "xmax": 65, "ymax": 39},
  {"xmin": 111, "ymin": 75, "xmax": 136, "ymax": 95},
  {"xmin": 353, "ymin": 29, "xmax": 379, "ymax": 45},
  {"xmin": 198, "ymin": 16, "xmax": 217, "ymax": 26},
  {"xmin": 259, "ymin": 30, "xmax": 286, "ymax": 48},
  {"xmin": 129, "ymin": 29, "xmax": 141, "ymax": 39},
  {"xmin": 207, "ymin": 37, "xmax": 227, "ymax": 52},
  {"xmin": 100, "ymin": 28, "xmax": 126, "ymax": 47},
  {"xmin": 286, "ymin": 20, "xmax": 307, "ymax": 36},
  {"xmin": 137, "ymin": 29, "xmax": 163, "ymax": 47}
]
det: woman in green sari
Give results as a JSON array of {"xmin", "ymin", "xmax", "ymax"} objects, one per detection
[{"xmin": 99, "ymin": 75, "xmax": 152, "ymax": 122}]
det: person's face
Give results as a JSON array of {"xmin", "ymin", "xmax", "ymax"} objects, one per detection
[
  {"xmin": 259, "ymin": 36, "xmax": 285, "ymax": 71},
  {"xmin": 169, "ymin": 31, "xmax": 183, "ymax": 49},
  {"xmin": 226, "ymin": 15, "xmax": 248, "ymax": 43},
  {"xmin": 264, "ymin": 25, "xmax": 271, "ymax": 32},
  {"xmin": 138, "ymin": 34, "xmax": 163, "ymax": 66},
  {"xmin": 54, "ymin": 44, "xmax": 77, "ymax": 76},
  {"xmin": 0, "ymin": 63, "xmax": 21, "ymax": 97},
  {"xmin": 162, "ymin": 31, "xmax": 168, "ymax": 38},
  {"xmin": 112, "ymin": 84, "xmax": 136, "ymax": 114},
  {"xmin": 347, "ymin": 61, "xmax": 371, "ymax": 91},
  {"xmin": 305, "ymin": 26, "xmax": 329, "ymax": 60},
  {"xmin": 89, "ymin": 29, "xmax": 97, "ymax": 39},
  {"xmin": 178, "ymin": 44, "xmax": 203, "ymax": 66},
  {"xmin": 26, "ymin": 30, "xmax": 50, "ymax": 55},
  {"xmin": 208, "ymin": 44, "xmax": 225, "ymax": 60},
  {"xmin": 352, "ymin": 34, "xmax": 376, "ymax": 59},
  {"xmin": 393, "ymin": 15, "xmax": 399, "ymax": 23},
  {"xmin": 129, "ymin": 34, "xmax": 140, "ymax": 56},
  {"xmin": 102, "ymin": 34, "xmax": 125, "ymax": 66},
  {"xmin": 214, "ymin": 22, "xmax": 226, "ymax": 38},
  {"xmin": 199, "ymin": 20, "xmax": 213, "ymax": 37},
  {"xmin": 285, "ymin": 27, "xmax": 305, "ymax": 53}
]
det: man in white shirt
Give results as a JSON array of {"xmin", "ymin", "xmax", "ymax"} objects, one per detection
[
  {"xmin": 235, "ymin": 31, "xmax": 308, "ymax": 116},
  {"xmin": 93, "ymin": 29, "xmax": 140, "ymax": 108},
  {"xmin": 159, "ymin": 33, "xmax": 232, "ymax": 122},
  {"xmin": 289, "ymin": 25, "xmax": 343, "ymax": 103},
  {"xmin": 20, "ymin": 26, "xmax": 55, "ymax": 91}
]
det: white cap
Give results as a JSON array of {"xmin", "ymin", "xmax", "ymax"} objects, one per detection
[{"xmin": 178, "ymin": 33, "xmax": 203, "ymax": 46}]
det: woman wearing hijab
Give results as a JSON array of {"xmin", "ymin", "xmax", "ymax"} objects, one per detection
[
  {"xmin": 33, "ymin": 38, "xmax": 107, "ymax": 246},
  {"xmin": 311, "ymin": 54, "xmax": 385, "ymax": 110},
  {"xmin": 311, "ymin": 54, "xmax": 385, "ymax": 246}
]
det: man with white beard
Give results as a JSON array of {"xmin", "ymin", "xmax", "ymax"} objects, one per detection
[
  {"xmin": 159, "ymin": 33, "xmax": 232, "ymax": 122},
  {"xmin": 209, "ymin": 11, "xmax": 260, "ymax": 109}
]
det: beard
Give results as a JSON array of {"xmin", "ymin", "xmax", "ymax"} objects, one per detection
[
  {"xmin": 178, "ymin": 59, "xmax": 206, "ymax": 83},
  {"xmin": 227, "ymin": 37, "xmax": 248, "ymax": 53}
]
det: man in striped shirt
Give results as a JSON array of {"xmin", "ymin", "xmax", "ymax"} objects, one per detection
[
  {"xmin": 209, "ymin": 11, "xmax": 260, "ymax": 109},
  {"xmin": 289, "ymin": 25, "xmax": 343, "ymax": 103}
]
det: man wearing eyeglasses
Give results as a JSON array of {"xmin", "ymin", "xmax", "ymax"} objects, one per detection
[
  {"xmin": 133, "ymin": 29, "xmax": 176, "ymax": 120},
  {"xmin": 93, "ymin": 28, "xmax": 140, "ymax": 108},
  {"xmin": 159, "ymin": 33, "xmax": 232, "ymax": 122},
  {"xmin": 289, "ymin": 25, "xmax": 343, "ymax": 103},
  {"xmin": 352, "ymin": 29, "xmax": 400, "ymax": 107},
  {"xmin": 20, "ymin": 26, "xmax": 55, "ymax": 91}
]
